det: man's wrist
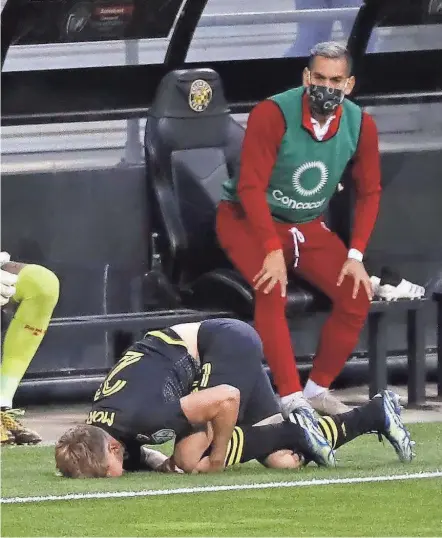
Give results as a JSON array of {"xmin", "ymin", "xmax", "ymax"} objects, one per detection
[
  {"xmin": 348, "ymin": 248, "xmax": 363, "ymax": 262},
  {"xmin": 263, "ymin": 237, "xmax": 283, "ymax": 254}
]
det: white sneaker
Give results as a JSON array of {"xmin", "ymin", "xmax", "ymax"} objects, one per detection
[
  {"xmin": 373, "ymin": 267, "xmax": 425, "ymax": 301},
  {"xmin": 280, "ymin": 391, "xmax": 315, "ymax": 419},
  {"xmin": 306, "ymin": 390, "xmax": 352, "ymax": 415},
  {"xmin": 370, "ymin": 276, "xmax": 381, "ymax": 298},
  {"xmin": 378, "ymin": 279, "xmax": 425, "ymax": 301}
]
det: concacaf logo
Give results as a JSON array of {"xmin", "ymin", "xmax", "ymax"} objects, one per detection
[
  {"xmin": 292, "ymin": 161, "xmax": 328, "ymax": 197},
  {"xmin": 188, "ymin": 79, "xmax": 213, "ymax": 112}
]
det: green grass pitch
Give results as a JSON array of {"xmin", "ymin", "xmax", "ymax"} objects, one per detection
[{"xmin": 1, "ymin": 422, "xmax": 442, "ymax": 536}]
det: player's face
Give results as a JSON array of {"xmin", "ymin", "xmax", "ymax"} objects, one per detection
[{"xmin": 105, "ymin": 441, "xmax": 124, "ymax": 477}]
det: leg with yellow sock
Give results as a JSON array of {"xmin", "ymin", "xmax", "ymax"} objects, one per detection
[
  {"xmin": 1, "ymin": 262, "xmax": 59, "ymax": 444},
  {"xmin": 311, "ymin": 390, "xmax": 415, "ymax": 463},
  {"xmin": 180, "ymin": 418, "xmax": 335, "ymax": 474}
]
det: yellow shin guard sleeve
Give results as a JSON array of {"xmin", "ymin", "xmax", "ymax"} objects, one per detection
[{"xmin": 1, "ymin": 265, "xmax": 59, "ymax": 407}]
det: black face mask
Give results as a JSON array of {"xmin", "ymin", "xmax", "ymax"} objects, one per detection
[{"xmin": 307, "ymin": 84, "xmax": 345, "ymax": 116}]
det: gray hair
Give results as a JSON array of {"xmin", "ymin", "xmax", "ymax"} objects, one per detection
[{"xmin": 308, "ymin": 42, "xmax": 353, "ymax": 74}]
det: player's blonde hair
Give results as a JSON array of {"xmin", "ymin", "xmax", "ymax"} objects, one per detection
[{"xmin": 55, "ymin": 424, "xmax": 110, "ymax": 478}]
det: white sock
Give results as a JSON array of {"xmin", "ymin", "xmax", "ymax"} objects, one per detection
[
  {"xmin": 0, "ymin": 396, "xmax": 13, "ymax": 409},
  {"xmin": 303, "ymin": 379, "xmax": 327, "ymax": 399},
  {"xmin": 280, "ymin": 391, "xmax": 303, "ymax": 405}
]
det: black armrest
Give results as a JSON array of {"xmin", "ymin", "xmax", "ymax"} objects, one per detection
[{"xmin": 189, "ymin": 268, "xmax": 329, "ymax": 317}]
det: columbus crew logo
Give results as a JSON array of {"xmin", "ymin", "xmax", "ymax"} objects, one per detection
[
  {"xmin": 292, "ymin": 161, "xmax": 328, "ymax": 197},
  {"xmin": 188, "ymin": 79, "xmax": 213, "ymax": 112}
]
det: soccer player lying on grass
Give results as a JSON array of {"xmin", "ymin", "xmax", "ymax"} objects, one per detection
[{"xmin": 55, "ymin": 319, "xmax": 414, "ymax": 478}]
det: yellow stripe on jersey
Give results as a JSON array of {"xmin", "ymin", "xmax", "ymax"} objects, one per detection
[
  {"xmin": 145, "ymin": 330, "xmax": 186, "ymax": 348},
  {"xmin": 200, "ymin": 362, "xmax": 212, "ymax": 389},
  {"xmin": 191, "ymin": 362, "xmax": 212, "ymax": 393}
]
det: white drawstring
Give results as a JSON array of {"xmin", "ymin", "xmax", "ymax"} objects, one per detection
[{"xmin": 289, "ymin": 226, "xmax": 305, "ymax": 268}]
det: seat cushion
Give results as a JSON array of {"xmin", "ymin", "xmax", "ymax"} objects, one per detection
[{"xmin": 189, "ymin": 268, "xmax": 330, "ymax": 318}]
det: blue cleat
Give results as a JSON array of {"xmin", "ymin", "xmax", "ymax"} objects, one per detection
[
  {"xmin": 374, "ymin": 390, "xmax": 415, "ymax": 463},
  {"xmin": 288, "ymin": 406, "xmax": 337, "ymax": 467}
]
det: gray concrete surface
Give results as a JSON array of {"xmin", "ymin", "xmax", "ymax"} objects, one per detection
[{"xmin": 17, "ymin": 383, "xmax": 442, "ymax": 446}]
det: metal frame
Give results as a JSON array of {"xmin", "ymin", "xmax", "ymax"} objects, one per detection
[
  {"xmin": 164, "ymin": 0, "xmax": 209, "ymax": 69},
  {"xmin": 3, "ymin": 0, "xmax": 442, "ymax": 126},
  {"xmin": 368, "ymin": 299, "xmax": 430, "ymax": 407},
  {"xmin": 1, "ymin": 0, "xmax": 22, "ymax": 70}
]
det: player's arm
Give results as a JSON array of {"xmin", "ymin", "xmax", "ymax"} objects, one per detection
[
  {"xmin": 172, "ymin": 426, "xmax": 212, "ymax": 473},
  {"xmin": 349, "ymin": 112, "xmax": 381, "ymax": 256},
  {"xmin": 179, "ymin": 384, "xmax": 240, "ymax": 472},
  {"xmin": 236, "ymin": 100, "xmax": 285, "ymax": 253}
]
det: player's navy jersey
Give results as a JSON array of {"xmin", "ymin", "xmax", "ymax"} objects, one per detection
[
  {"xmin": 86, "ymin": 318, "xmax": 277, "ymax": 470},
  {"xmin": 87, "ymin": 328, "xmax": 200, "ymax": 449}
]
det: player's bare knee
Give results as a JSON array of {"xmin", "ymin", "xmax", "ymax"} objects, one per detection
[
  {"xmin": 263, "ymin": 450, "xmax": 301, "ymax": 469},
  {"xmin": 172, "ymin": 442, "xmax": 207, "ymax": 474},
  {"xmin": 172, "ymin": 454, "xmax": 199, "ymax": 474}
]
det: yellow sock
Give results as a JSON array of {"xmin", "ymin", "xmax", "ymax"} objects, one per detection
[{"xmin": 0, "ymin": 265, "xmax": 59, "ymax": 408}]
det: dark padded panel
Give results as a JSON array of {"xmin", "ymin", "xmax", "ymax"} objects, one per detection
[
  {"xmin": 149, "ymin": 115, "xmax": 232, "ymax": 151},
  {"xmin": 172, "ymin": 148, "xmax": 229, "ymax": 202},
  {"xmin": 2, "ymin": 166, "xmax": 151, "ymax": 317},
  {"xmin": 170, "ymin": 148, "xmax": 231, "ymax": 277}
]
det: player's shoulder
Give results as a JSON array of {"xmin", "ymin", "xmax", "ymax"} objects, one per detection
[
  {"xmin": 246, "ymin": 99, "xmax": 286, "ymax": 137},
  {"xmin": 249, "ymin": 99, "xmax": 284, "ymax": 122},
  {"xmin": 360, "ymin": 110, "xmax": 379, "ymax": 134}
]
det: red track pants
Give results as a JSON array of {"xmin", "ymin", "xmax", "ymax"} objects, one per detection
[{"xmin": 216, "ymin": 201, "xmax": 370, "ymax": 396}]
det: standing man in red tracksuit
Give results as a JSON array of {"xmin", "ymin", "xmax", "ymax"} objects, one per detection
[{"xmin": 216, "ymin": 42, "xmax": 381, "ymax": 417}]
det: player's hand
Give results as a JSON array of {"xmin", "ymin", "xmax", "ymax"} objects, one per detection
[
  {"xmin": 193, "ymin": 456, "xmax": 225, "ymax": 474},
  {"xmin": 253, "ymin": 249, "xmax": 288, "ymax": 297},
  {"xmin": 156, "ymin": 458, "xmax": 184, "ymax": 474},
  {"xmin": 0, "ymin": 252, "xmax": 18, "ymax": 307},
  {"xmin": 337, "ymin": 259, "xmax": 373, "ymax": 300}
]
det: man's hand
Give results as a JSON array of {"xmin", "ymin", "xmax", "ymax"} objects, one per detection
[
  {"xmin": 337, "ymin": 259, "xmax": 373, "ymax": 300},
  {"xmin": 253, "ymin": 249, "xmax": 288, "ymax": 297}
]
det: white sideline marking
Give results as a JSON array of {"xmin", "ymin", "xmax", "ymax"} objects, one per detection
[{"xmin": 2, "ymin": 471, "xmax": 441, "ymax": 505}]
